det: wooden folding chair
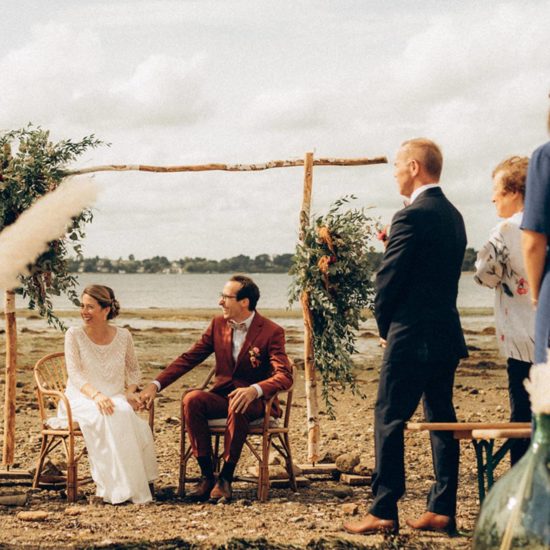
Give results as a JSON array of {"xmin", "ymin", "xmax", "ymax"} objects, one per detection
[
  {"xmin": 33, "ymin": 352, "xmax": 154, "ymax": 502},
  {"xmin": 178, "ymin": 363, "xmax": 297, "ymax": 502}
]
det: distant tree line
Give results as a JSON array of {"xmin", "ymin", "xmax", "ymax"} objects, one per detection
[
  {"xmin": 67, "ymin": 247, "xmax": 477, "ymax": 274},
  {"xmin": 68, "ymin": 253, "xmax": 295, "ymax": 274}
]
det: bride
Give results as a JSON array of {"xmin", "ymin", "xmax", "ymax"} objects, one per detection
[{"xmin": 59, "ymin": 284, "xmax": 158, "ymax": 504}]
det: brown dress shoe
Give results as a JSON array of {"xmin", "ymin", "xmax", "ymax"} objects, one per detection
[
  {"xmin": 188, "ymin": 477, "xmax": 216, "ymax": 501},
  {"xmin": 406, "ymin": 511, "xmax": 456, "ymax": 534},
  {"xmin": 209, "ymin": 478, "xmax": 232, "ymax": 502},
  {"xmin": 343, "ymin": 513, "xmax": 398, "ymax": 535}
]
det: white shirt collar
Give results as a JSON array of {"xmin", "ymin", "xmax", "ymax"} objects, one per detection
[
  {"xmin": 509, "ymin": 211, "xmax": 523, "ymax": 225},
  {"xmin": 241, "ymin": 311, "xmax": 255, "ymax": 329},
  {"xmin": 409, "ymin": 183, "xmax": 440, "ymax": 204}
]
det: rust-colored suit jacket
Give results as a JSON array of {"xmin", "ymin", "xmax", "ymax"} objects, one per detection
[{"xmin": 156, "ymin": 312, "xmax": 293, "ymax": 415}]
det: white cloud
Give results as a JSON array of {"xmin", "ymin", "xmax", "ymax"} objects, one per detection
[
  {"xmin": 0, "ymin": 23, "xmax": 212, "ymax": 130},
  {"xmin": 71, "ymin": 54, "xmax": 212, "ymax": 127},
  {"xmin": 249, "ymin": 89, "xmax": 331, "ymax": 131}
]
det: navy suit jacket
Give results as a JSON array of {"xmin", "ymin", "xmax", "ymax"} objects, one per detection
[{"xmin": 375, "ymin": 186, "xmax": 468, "ymax": 363}]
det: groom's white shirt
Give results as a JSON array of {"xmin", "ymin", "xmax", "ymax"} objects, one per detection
[
  {"xmin": 151, "ymin": 311, "xmax": 263, "ymax": 397},
  {"xmin": 409, "ymin": 183, "xmax": 439, "ymax": 204}
]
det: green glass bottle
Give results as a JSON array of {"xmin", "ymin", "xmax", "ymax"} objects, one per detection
[{"xmin": 473, "ymin": 414, "xmax": 550, "ymax": 549}]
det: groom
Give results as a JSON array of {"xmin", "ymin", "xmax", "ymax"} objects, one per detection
[
  {"xmin": 345, "ymin": 138, "xmax": 467, "ymax": 535},
  {"xmin": 140, "ymin": 274, "xmax": 293, "ymax": 502}
]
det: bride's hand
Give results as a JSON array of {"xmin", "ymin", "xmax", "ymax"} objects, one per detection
[
  {"xmin": 125, "ymin": 391, "xmax": 143, "ymax": 411},
  {"xmin": 93, "ymin": 393, "xmax": 115, "ymax": 415}
]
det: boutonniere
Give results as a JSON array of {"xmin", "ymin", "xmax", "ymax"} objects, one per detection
[{"xmin": 248, "ymin": 346, "xmax": 261, "ymax": 368}]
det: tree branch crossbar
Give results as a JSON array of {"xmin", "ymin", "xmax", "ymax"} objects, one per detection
[{"xmin": 65, "ymin": 156, "xmax": 387, "ymax": 176}]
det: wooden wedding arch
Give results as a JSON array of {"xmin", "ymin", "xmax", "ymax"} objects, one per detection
[{"xmin": 2, "ymin": 152, "xmax": 387, "ymax": 476}]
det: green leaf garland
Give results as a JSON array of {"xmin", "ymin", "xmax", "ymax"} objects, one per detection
[{"xmin": 289, "ymin": 196, "xmax": 379, "ymax": 415}]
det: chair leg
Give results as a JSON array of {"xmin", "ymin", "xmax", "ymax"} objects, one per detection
[
  {"xmin": 258, "ymin": 434, "xmax": 272, "ymax": 502},
  {"xmin": 65, "ymin": 435, "xmax": 78, "ymax": 503},
  {"xmin": 282, "ymin": 433, "xmax": 298, "ymax": 492},
  {"xmin": 32, "ymin": 434, "xmax": 49, "ymax": 489},
  {"xmin": 66, "ymin": 463, "xmax": 77, "ymax": 503},
  {"xmin": 213, "ymin": 435, "xmax": 222, "ymax": 474}
]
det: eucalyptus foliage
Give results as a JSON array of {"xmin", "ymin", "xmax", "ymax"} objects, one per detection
[
  {"xmin": 0, "ymin": 124, "xmax": 104, "ymax": 329},
  {"xmin": 289, "ymin": 196, "xmax": 379, "ymax": 414}
]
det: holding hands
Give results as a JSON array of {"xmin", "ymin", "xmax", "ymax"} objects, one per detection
[
  {"xmin": 125, "ymin": 389, "xmax": 144, "ymax": 411},
  {"xmin": 139, "ymin": 383, "xmax": 158, "ymax": 410}
]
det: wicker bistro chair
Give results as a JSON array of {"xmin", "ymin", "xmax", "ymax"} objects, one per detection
[
  {"xmin": 178, "ymin": 363, "xmax": 297, "ymax": 502},
  {"xmin": 33, "ymin": 352, "xmax": 154, "ymax": 502}
]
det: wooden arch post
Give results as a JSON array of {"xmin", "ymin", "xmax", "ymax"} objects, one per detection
[
  {"xmin": 2, "ymin": 291, "xmax": 17, "ymax": 468},
  {"xmin": 299, "ymin": 153, "xmax": 320, "ymax": 464}
]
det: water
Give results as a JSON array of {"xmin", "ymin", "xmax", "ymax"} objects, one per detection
[{"xmin": 7, "ymin": 272, "xmax": 493, "ymax": 311}]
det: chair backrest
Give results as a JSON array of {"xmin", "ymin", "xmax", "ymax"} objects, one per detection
[{"xmin": 34, "ymin": 352, "xmax": 67, "ymax": 422}]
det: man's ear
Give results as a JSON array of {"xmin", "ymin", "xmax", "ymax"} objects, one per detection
[{"xmin": 409, "ymin": 159, "xmax": 420, "ymax": 176}]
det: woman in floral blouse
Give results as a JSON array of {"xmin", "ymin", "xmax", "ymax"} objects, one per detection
[{"xmin": 475, "ymin": 156, "xmax": 534, "ymax": 464}]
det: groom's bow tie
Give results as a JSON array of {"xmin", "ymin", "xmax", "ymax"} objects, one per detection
[{"xmin": 228, "ymin": 320, "xmax": 247, "ymax": 332}]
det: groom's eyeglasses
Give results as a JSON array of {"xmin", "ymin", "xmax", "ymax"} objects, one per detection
[{"xmin": 219, "ymin": 293, "xmax": 238, "ymax": 301}]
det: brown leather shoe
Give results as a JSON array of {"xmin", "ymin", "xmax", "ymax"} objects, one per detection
[
  {"xmin": 343, "ymin": 513, "xmax": 398, "ymax": 535},
  {"xmin": 406, "ymin": 511, "xmax": 457, "ymax": 534},
  {"xmin": 188, "ymin": 477, "xmax": 216, "ymax": 501},
  {"xmin": 209, "ymin": 478, "xmax": 232, "ymax": 502}
]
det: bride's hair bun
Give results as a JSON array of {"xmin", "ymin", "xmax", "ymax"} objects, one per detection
[{"xmin": 109, "ymin": 299, "xmax": 121, "ymax": 319}]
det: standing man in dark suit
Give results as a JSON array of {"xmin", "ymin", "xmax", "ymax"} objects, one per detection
[
  {"xmin": 140, "ymin": 274, "xmax": 293, "ymax": 502},
  {"xmin": 345, "ymin": 138, "xmax": 468, "ymax": 535}
]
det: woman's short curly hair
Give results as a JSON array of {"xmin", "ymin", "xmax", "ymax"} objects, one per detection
[{"xmin": 492, "ymin": 156, "xmax": 529, "ymax": 198}]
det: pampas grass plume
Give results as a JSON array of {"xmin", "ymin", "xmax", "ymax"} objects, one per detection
[
  {"xmin": 524, "ymin": 360, "xmax": 550, "ymax": 414},
  {"xmin": 0, "ymin": 176, "xmax": 99, "ymax": 290}
]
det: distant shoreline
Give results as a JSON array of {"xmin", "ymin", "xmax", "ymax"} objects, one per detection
[{"xmin": 2, "ymin": 306, "xmax": 493, "ymax": 320}]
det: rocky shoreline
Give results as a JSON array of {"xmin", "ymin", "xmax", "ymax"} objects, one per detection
[{"xmin": 0, "ymin": 308, "xmax": 513, "ymax": 549}]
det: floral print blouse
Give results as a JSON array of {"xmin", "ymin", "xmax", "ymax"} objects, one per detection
[{"xmin": 474, "ymin": 211, "xmax": 535, "ymax": 363}]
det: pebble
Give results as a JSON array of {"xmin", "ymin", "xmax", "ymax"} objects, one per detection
[
  {"xmin": 341, "ymin": 503, "xmax": 359, "ymax": 515},
  {"xmin": 330, "ymin": 487, "xmax": 354, "ymax": 499},
  {"xmin": 0, "ymin": 493, "xmax": 27, "ymax": 506},
  {"xmin": 17, "ymin": 510, "xmax": 49, "ymax": 522},
  {"xmin": 335, "ymin": 452, "xmax": 360, "ymax": 473},
  {"xmin": 64, "ymin": 506, "xmax": 82, "ymax": 516}
]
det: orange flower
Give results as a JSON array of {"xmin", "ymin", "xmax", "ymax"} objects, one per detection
[
  {"xmin": 317, "ymin": 255, "xmax": 331, "ymax": 274},
  {"xmin": 317, "ymin": 226, "xmax": 335, "ymax": 252}
]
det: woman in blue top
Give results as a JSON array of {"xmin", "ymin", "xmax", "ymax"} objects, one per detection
[{"xmin": 522, "ymin": 101, "xmax": 550, "ymax": 364}]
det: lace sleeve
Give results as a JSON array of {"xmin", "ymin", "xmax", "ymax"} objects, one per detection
[
  {"xmin": 124, "ymin": 330, "xmax": 141, "ymax": 387},
  {"xmin": 474, "ymin": 225, "xmax": 506, "ymax": 289},
  {"xmin": 64, "ymin": 328, "xmax": 88, "ymax": 390}
]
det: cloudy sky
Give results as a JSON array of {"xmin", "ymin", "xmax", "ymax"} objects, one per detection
[{"xmin": 1, "ymin": 0, "xmax": 549, "ymax": 260}]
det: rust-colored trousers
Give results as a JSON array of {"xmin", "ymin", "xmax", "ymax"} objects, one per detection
[{"xmin": 183, "ymin": 389, "xmax": 265, "ymax": 463}]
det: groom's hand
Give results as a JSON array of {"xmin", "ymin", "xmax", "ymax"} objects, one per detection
[
  {"xmin": 228, "ymin": 387, "xmax": 258, "ymax": 414},
  {"xmin": 139, "ymin": 383, "xmax": 158, "ymax": 410}
]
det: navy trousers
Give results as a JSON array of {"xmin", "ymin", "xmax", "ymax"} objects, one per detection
[
  {"xmin": 370, "ymin": 358, "xmax": 460, "ymax": 521},
  {"xmin": 506, "ymin": 357, "xmax": 532, "ymax": 465}
]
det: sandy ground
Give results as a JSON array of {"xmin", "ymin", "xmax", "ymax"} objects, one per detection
[{"xmin": 0, "ymin": 307, "xmax": 518, "ymax": 549}]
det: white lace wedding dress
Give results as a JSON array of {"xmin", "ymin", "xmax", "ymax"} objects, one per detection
[{"xmin": 58, "ymin": 326, "xmax": 158, "ymax": 504}]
